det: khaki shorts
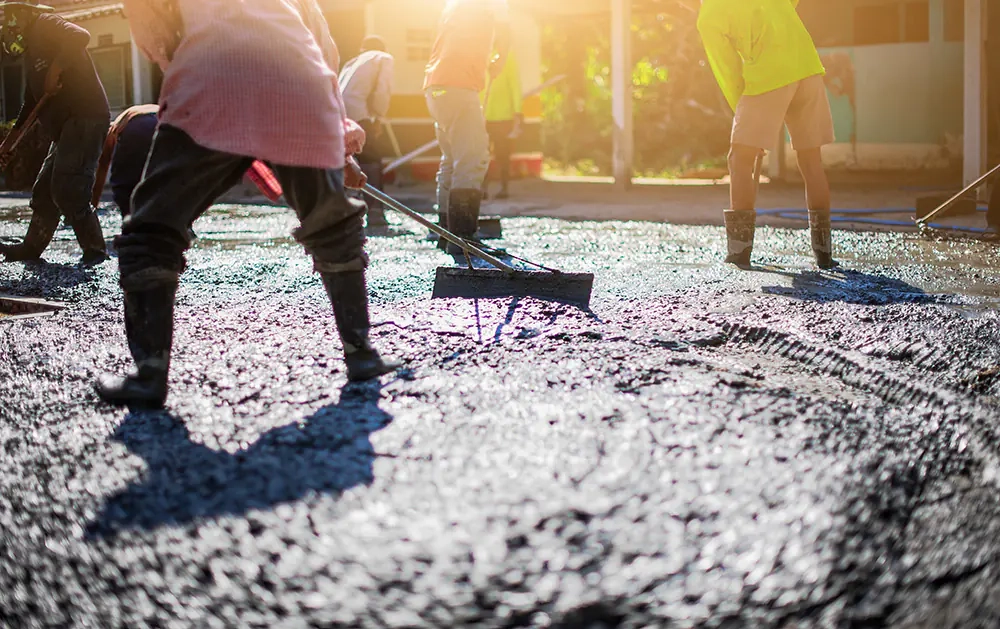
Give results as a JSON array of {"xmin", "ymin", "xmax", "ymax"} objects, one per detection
[{"xmin": 731, "ymin": 74, "xmax": 835, "ymax": 151}]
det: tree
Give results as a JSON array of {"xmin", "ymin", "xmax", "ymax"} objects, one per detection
[{"xmin": 540, "ymin": 0, "xmax": 731, "ymax": 176}]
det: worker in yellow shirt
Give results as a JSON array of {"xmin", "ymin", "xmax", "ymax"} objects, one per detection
[
  {"xmin": 698, "ymin": 0, "xmax": 837, "ymax": 269},
  {"xmin": 481, "ymin": 49, "xmax": 523, "ymax": 200}
]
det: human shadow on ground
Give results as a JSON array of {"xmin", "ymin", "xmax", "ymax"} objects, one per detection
[
  {"xmin": 87, "ymin": 383, "xmax": 393, "ymax": 538},
  {"xmin": 0, "ymin": 258, "xmax": 100, "ymax": 294},
  {"xmin": 756, "ymin": 267, "xmax": 936, "ymax": 306}
]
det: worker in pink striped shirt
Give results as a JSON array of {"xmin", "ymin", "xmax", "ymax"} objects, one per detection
[{"xmin": 95, "ymin": 0, "xmax": 400, "ymax": 408}]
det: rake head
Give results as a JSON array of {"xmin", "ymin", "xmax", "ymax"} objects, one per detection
[{"xmin": 432, "ymin": 267, "xmax": 594, "ymax": 306}]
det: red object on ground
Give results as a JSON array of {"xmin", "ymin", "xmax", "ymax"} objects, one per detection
[{"xmin": 248, "ymin": 160, "xmax": 283, "ymax": 201}]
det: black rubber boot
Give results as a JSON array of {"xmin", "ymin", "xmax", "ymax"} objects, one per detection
[
  {"xmin": 808, "ymin": 209, "xmax": 838, "ymax": 269},
  {"xmin": 445, "ymin": 188, "xmax": 482, "ymax": 256},
  {"xmin": 723, "ymin": 209, "xmax": 755, "ymax": 268},
  {"xmin": 988, "ymin": 183, "xmax": 1000, "ymax": 232},
  {"xmin": 95, "ymin": 282, "xmax": 177, "ymax": 408},
  {"xmin": 70, "ymin": 211, "xmax": 108, "ymax": 264},
  {"xmin": 430, "ymin": 211, "xmax": 448, "ymax": 248},
  {"xmin": 321, "ymin": 270, "xmax": 401, "ymax": 382},
  {"xmin": 0, "ymin": 209, "xmax": 60, "ymax": 261},
  {"xmin": 496, "ymin": 166, "xmax": 510, "ymax": 199}
]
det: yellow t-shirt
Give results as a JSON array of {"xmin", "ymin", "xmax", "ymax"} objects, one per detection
[
  {"xmin": 697, "ymin": 0, "xmax": 825, "ymax": 112},
  {"xmin": 481, "ymin": 51, "xmax": 522, "ymax": 122}
]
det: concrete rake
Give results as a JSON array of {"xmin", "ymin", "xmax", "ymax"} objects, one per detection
[{"xmin": 363, "ymin": 185, "xmax": 594, "ymax": 306}]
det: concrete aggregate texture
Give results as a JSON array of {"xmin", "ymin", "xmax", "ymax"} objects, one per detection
[{"xmin": 3, "ymin": 190, "xmax": 1000, "ymax": 628}]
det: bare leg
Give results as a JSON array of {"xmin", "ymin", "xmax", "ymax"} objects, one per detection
[
  {"xmin": 723, "ymin": 144, "xmax": 761, "ymax": 267},
  {"xmin": 796, "ymin": 147, "xmax": 830, "ymax": 211},
  {"xmin": 729, "ymin": 144, "xmax": 761, "ymax": 211},
  {"xmin": 796, "ymin": 147, "xmax": 837, "ymax": 268}
]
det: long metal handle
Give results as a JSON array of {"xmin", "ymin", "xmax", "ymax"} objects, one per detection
[
  {"xmin": 916, "ymin": 162, "xmax": 1000, "ymax": 227},
  {"xmin": 382, "ymin": 75, "xmax": 567, "ymax": 175},
  {"xmin": 362, "ymin": 184, "xmax": 515, "ymax": 273},
  {"xmin": 753, "ymin": 152, "xmax": 763, "ymax": 193},
  {"xmin": 2, "ymin": 92, "xmax": 52, "ymax": 157}
]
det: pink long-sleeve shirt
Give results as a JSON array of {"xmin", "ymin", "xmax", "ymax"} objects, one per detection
[{"xmin": 124, "ymin": 0, "xmax": 352, "ymax": 170}]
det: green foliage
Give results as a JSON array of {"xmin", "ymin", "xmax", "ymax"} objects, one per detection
[{"xmin": 539, "ymin": 1, "xmax": 732, "ymax": 177}]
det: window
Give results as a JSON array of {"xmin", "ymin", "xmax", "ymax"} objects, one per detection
[
  {"xmin": 799, "ymin": 2, "xmax": 853, "ymax": 47},
  {"xmin": 944, "ymin": 0, "xmax": 964, "ymax": 42},
  {"xmin": 406, "ymin": 29, "xmax": 433, "ymax": 63},
  {"xmin": 852, "ymin": 1, "xmax": 929, "ymax": 45},
  {"xmin": 91, "ymin": 45, "xmax": 131, "ymax": 111},
  {"xmin": 800, "ymin": 0, "xmax": 929, "ymax": 48},
  {"xmin": 902, "ymin": 1, "xmax": 930, "ymax": 43},
  {"xmin": 854, "ymin": 4, "xmax": 901, "ymax": 45}
]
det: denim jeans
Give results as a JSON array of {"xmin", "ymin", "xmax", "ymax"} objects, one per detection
[{"xmin": 425, "ymin": 87, "xmax": 490, "ymax": 214}]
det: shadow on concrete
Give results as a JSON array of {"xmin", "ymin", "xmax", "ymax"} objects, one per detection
[
  {"xmin": 758, "ymin": 267, "xmax": 933, "ymax": 306},
  {"xmin": 87, "ymin": 383, "xmax": 393, "ymax": 538},
  {"xmin": 0, "ymin": 258, "xmax": 100, "ymax": 294},
  {"xmin": 469, "ymin": 296, "xmax": 604, "ymax": 345}
]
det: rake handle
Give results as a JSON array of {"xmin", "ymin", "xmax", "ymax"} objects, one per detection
[
  {"xmin": 362, "ymin": 184, "xmax": 515, "ymax": 273},
  {"xmin": 915, "ymin": 162, "xmax": 1000, "ymax": 227},
  {"xmin": 753, "ymin": 151, "xmax": 763, "ymax": 192},
  {"xmin": 1, "ymin": 92, "xmax": 53, "ymax": 160}
]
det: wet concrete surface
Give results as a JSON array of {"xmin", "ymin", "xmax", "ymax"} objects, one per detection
[{"xmin": 3, "ymin": 190, "xmax": 1000, "ymax": 628}]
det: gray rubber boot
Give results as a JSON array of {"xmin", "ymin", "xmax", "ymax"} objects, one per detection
[
  {"xmin": 445, "ymin": 189, "xmax": 482, "ymax": 256},
  {"xmin": 808, "ymin": 209, "xmax": 838, "ymax": 269},
  {"xmin": 723, "ymin": 209, "xmax": 756, "ymax": 268},
  {"xmin": 321, "ymin": 270, "xmax": 401, "ymax": 382},
  {"xmin": 0, "ymin": 208, "xmax": 60, "ymax": 261},
  {"xmin": 95, "ymin": 282, "xmax": 176, "ymax": 408}
]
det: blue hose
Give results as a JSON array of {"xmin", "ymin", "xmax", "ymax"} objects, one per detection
[{"xmin": 757, "ymin": 207, "xmax": 992, "ymax": 234}]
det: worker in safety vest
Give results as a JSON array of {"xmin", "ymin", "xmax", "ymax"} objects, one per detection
[
  {"xmin": 423, "ymin": 0, "xmax": 510, "ymax": 254},
  {"xmin": 698, "ymin": 0, "xmax": 837, "ymax": 269},
  {"xmin": 481, "ymin": 48, "xmax": 522, "ymax": 200}
]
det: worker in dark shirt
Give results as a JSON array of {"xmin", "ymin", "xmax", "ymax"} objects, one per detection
[
  {"xmin": 0, "ymin": 2, "xmax": 111, "ymax": 264},
  {"xmin": 92, "ymin": 104, "xmax": 160, "ymax": 217},
  {"xmin": 92, "ymin": 104, "xmax": 288, "ymax": 219}
]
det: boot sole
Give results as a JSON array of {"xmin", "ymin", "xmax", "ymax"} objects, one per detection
[
  {"xmin": 347, "ymin": 361, "xmax": 403, "ymax": 382},
  {"xmin": 93, "ymin": 381, "xmax": 167, "ymax": 409},
  {"xmin": 724, "ymin": 254, "xmax": 752, "ymax": 269}
]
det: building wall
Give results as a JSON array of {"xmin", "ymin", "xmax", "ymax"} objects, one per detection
[
  {"xmin": 79, "ymin": 14, "xmax": 131, "ymax": 45},
  {"xmin": 78, "ymin": 15, "xmax": 136, "ymax": 113},
  {"xmin": 812, "ymin": 42, "xmax": 964, "ymax": 169},
  {"xmin": 0, "ymin": 4, "xmax": 547, "ymax": 179},
  {"xmin": 790, "ymin": 0, "xmax": 965, "ymax": 170}
]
